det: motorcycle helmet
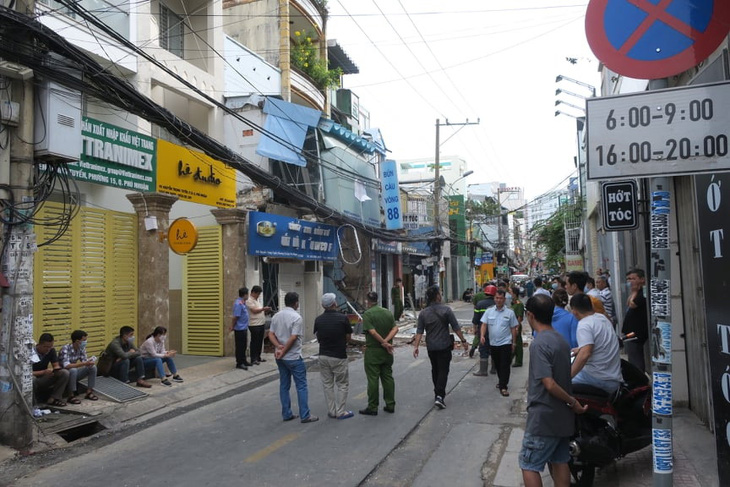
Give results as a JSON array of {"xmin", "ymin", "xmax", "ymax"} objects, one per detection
[{"xmin": 485, "ymin": 285, "xmax": 497, "ymax": 296}]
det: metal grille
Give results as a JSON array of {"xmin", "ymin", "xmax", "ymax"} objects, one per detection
[{"xmin": 80, "ymin": 376, "xmax": 148, "ymax": 403}]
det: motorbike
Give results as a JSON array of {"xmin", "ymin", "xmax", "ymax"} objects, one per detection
[{"xmin": 568, "ymin": 358, "xmax": 653, "ymax": 486}]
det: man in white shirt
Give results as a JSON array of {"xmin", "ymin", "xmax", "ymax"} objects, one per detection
[
  {"xmin": 569, "ymin": 294, "xmax": 622, "ymax": 395},
  {"xmin": 481, "ymin": 289, "xmax": 519, "ymax": 396},
  {"xmin": 269, "ymin": 292, "xmax": 318, "ymax": 424}
]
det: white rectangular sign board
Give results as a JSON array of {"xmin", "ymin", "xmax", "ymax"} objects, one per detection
[{"xmin": 586, "ymin": 81, "xmax": 730, "ymax": 180}]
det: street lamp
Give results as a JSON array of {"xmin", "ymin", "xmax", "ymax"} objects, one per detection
[{"xmin": 555, "ymin": 75, "xmax": 596, "ymax": 97}]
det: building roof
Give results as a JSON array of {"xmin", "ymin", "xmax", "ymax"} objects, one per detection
[{"xmin": 327, "ymin": 39, "xmax": 359, "ymax": 75}]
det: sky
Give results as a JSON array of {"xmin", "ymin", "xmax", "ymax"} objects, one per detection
[{"xmin": 325, "ymin": 0, "xmax": 602, "ymax": 201}]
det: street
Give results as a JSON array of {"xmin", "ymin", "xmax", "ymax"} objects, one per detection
[{"xmin": 8, "ymin": 309, "xmax": 533, "ymax": 487}]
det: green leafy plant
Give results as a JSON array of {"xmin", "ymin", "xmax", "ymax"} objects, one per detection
[{"xmin": 291, "ymin": 30, "xmax": 342, "ymax": 90}]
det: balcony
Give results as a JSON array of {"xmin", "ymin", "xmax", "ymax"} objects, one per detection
[
  {"xmin": 291, "ymin": 68, "xmax": 325, "ymax": 111},
  {"xmin": 291, "ymin": 0, "xmax": 325, "ymax": 35}
]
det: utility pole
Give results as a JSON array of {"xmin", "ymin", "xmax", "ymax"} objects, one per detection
[
  {"xmin": 0, "ymin": 0, "xmax": 36, "ymax": 448},
  {"xmin": 433, "ymin": 118, "xmax": 479, "ymax": 293}
]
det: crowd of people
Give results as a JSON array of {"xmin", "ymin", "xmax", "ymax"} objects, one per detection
[{"xmin": 31, "ymin": 268, "xmax": 648, "ymax": 487}]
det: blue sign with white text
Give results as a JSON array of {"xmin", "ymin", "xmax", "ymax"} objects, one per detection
[
  {"xmin": 248, "ymin": 211, "xmax": 338, "ymax": 261},
  {"xmin": 381, "ymin": 159, "xmax": 403, "ymax": 230}
]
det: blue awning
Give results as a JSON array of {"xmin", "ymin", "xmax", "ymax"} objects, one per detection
[{"xmin": 256, "ymin": 98, "xmax": 322, "ymax": 167}]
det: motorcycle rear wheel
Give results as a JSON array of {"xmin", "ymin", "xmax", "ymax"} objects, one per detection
[{"xmin": 569, "ymin": 462, "xmax": 596, "ymax": 486}]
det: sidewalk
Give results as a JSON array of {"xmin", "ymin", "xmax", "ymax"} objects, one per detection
[
  {"xmin": 0, "ymin": 301, "xmax": 721, "ymax": 487},
  {"xmin": 0, "ymin": 314, "xmax": 422, "ymax": 466}
]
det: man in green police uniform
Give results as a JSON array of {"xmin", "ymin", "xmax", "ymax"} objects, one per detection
[{"xmin": 359, "ymin": 291, "xmax": 398, "ymax": 416}]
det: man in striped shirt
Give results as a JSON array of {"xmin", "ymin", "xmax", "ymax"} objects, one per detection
[{"xmin": 596, "ymin": 275, "xmax": 616, "ymax": 325}]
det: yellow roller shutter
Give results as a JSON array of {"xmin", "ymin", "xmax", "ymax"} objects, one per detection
[
  {"xmin": 34, "ymin": 202, "xmax": 137, "ymax": 356},
  {"xmin": 183, "ymin": 225, "xmax": 223, "ymax": 355}
]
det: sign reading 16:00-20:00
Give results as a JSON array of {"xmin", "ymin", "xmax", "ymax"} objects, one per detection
[{"xmin": 586, "ymin": 81, "xmax": 730, "ymax": 181}]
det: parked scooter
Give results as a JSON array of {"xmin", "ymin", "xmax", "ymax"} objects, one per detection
[{"xmin": 568, "ymin": 358, "xmax": 652, "ymax": 486}]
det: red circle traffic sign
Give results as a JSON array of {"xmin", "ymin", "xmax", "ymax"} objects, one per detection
[{"xmin": 586, "ymin": 0, "xmax": 730, "ymax": 79}]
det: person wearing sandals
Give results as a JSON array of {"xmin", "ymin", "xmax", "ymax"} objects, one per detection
[
  {"xmin": 32, "ymin": 333, "xmax": 70, "ymax": 407},
  {"xmin": 481, "ymin": 289, "xmax": 519, "ymax": 397},
  {"xmin": 140, "ymin": 326, "xmax": 183, "ymax": 386},
  {"xmin": 59, "ymin": 330, "xmax": 98, "ymax": 403}
]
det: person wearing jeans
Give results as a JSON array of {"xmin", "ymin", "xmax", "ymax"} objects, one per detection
[
  {"xmin": 413, "ymin": 286, "xmax": 469, "ymax": 409},
  {"xmin": 269, "ymin": 292, "xmax": 318, "ymax": 423},
  {"xmin": 140, "ymin": 326, "xmax": 183, "ymax": 386},
  {"xmin": 59, "ymin": 330, "xmax": 98, "ymax": 402},
  {"xmin": 103, "ymin": 326, "xmax": 152, "ymax": 388}
]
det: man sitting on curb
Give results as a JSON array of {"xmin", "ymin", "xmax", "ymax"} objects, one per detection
[
  {"xmin": 32, "ymin": 333, "xmax": 70, "ymax": 407},
  {"xmin": 59, "ymin": 330, "xmax": 98, "ymax": 402},
  {"xmin": 102, "ymin": 326, "xmax": 151, "ymax": 388}
]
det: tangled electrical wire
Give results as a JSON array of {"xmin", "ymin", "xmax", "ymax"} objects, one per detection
[{"xmin": 0, "ymin": 4, "xmax": 441, "ymax": 245}]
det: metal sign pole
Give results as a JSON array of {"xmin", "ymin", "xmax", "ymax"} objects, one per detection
[{"xmin": 649, "ymin": 177, "xmax": 673, "ymax": 487}]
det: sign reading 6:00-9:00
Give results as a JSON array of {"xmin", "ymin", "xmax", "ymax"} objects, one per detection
[{"xmin": 586, "ymin": 81, "xmax": 730, "ymax": 181}]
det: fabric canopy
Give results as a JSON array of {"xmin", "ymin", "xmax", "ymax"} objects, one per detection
[{"xmin": 256, "ymin": 98, "xmax": 322, "ymax": 167}]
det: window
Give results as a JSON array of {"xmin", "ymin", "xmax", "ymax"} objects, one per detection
[{"xmin": 160, "ymin": 4, "xmax": 184, "ymax": 58}]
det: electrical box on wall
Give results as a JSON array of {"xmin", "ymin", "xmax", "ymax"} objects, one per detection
[
  {"xmin": 0, "ymin": 100, "xmax": 20, "ymax": 126},
  {"xmin": 34, "ymin": 80, "xmax": 82, "ymax": 162}
]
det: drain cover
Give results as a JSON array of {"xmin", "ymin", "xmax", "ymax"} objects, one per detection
[{"xmin": 80, "ymin": 376, "xmax": 148, "ymax": 403}]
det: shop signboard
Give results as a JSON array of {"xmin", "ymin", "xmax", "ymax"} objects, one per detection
[
  {"xmin": 248, "ymin": 211, "xmax": 338, "ymax": 261},
  {"xmin": 695, "ymin": 172, "xmax": 730, "ymax": 484},
  {"xmin": 67, "ymin": 117, "xmax": 156, "ymax": 191},
  {"xmin": 156, "ymin": 139, "xmax": 236, "ymax": 208}
]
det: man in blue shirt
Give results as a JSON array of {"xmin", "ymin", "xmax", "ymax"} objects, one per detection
[
  {"xmin": 231, "ymin": 287, "xmax": 251, "ymax": 370},
  {"xmin": 481, "ymin": 289, "xmax": 519, "ymax": 396}
]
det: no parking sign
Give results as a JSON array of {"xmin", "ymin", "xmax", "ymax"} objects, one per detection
[{"xmin": 586, "ymin": 0, "xmax": 730, "ymax": 79}]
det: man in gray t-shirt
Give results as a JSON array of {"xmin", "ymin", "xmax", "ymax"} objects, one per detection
[
  {"xmin": 570, "ymin": 294, "xmax": 622, "ymax": 395},
  {"xmin": 520, "ymin": 294, "xmax": 587, "ymax": 486}
]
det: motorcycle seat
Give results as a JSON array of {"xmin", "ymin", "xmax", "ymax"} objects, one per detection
[{"xmin": 573, "ymin": 383, "xmax": 611, "ymax": 399}]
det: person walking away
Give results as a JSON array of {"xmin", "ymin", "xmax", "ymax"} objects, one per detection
[
  {"xmin": 391, "ymin": 278, "xmax": 404, "ymax": 321},
  {"xmin": 511, "ymin": 286, "xmax": 525, "ymax": 367},
  {"xmin": 570, "ymin": 294, "xmax": 623, "ymax": 395},
  {"xmin": 481, "ymin": 289, "xmax": 519, "ymax": 397},
  {"xmin": 471, "ymin": 285, "xmax": 496, "ymax": 375},
  {"xmin": 32, "ymin": 333, "xmax": 70, "ymax": 406},
  {"xmin": 533, "ymin": 277, "xmax": 550, "ymax": 297},
  {"xmin": 247, "ymin": 285, "xmax": 271, "ymax": 365},
  {"xmin": 359, "ymin": 291, "xmax": 398, "ymax": 415},
  {"xmin": 231, "ymin": 287, "xmax": 251, "ymax": 370},
  {"xmin": 269, "ymin": 292, "xmax": 318, "ymax": 423},
  {"xmin": 59, "ymin": 330, "xmax": 98, "ymax": 403},
  {"xmin": 140, "ymin": 326, "xmax": 183, "ymax": 385},
  {"xmin": 413, "ymin": 286, "xmax": 469, "ymax": 409},
  {"xmin": 520, "ymin": 294, "xmax": 587, "ymax": 487},
  {"xmin": 622, "ymin": 268, "xmax": 648, "ymax": 372},
  {"xmin": 314, "ymin": 293, "xmax": 354, "ymax": 419}
]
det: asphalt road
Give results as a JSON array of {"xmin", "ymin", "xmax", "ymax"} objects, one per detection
[{"xmin": 11, "ymin": 305, "xmax": 529, "ymax": 487}]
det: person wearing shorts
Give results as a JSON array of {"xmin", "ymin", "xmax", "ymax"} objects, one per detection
[{"xmin": 519, "ymin": 294, "xmax": 587, "ymax": 487}]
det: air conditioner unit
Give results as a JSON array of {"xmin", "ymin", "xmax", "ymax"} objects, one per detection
[
  {"xmin": 34, "ymin": 80, "xmax": 82, "ymax": 162},
  {"xmin": 336, "ymin": 89, "xmax": 359, "ymax": 118}
]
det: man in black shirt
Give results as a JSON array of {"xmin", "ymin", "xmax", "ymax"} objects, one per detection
[
  {"xmin": 32, "ymin": 333, "xmax": 70, "ymax": 406},
  {"xmin": 313, "ymin": 293, "xmax": 354, "ymax": 419},
  {"xmin": 623, "ymin": 268, "xmax": 648, "ymax": 372}
]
